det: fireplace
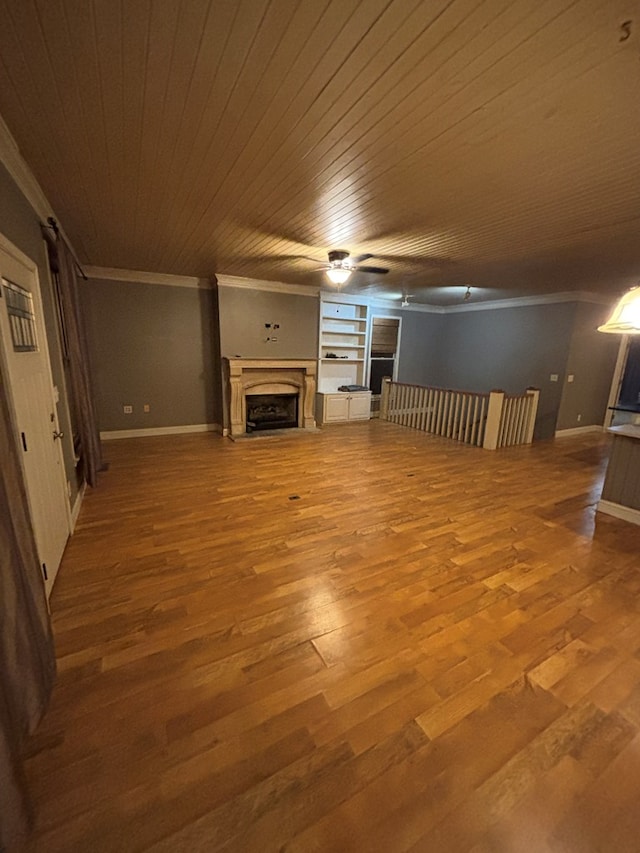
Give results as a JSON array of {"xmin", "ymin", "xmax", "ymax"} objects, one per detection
[
  {"xmin": 246, "ymin": 393, "xmax": 298, "ymax": 431},
  {"xmin": 224, "ymin": 358, "xmax": 317, "ymax": 438}
]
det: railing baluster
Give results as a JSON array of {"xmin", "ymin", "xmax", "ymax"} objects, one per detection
[
  {"xmin": 435, "ymin": 390, "xmax": 443, "ymax": 435},
  {"xmin": 378, "ymin": 381, "xmax": 539, "ymax": 449},
  {"xmin": 477, "ymin": 396, "xmax": 487, "ymax": 446},
  {"xmin": 509, "ymin": 397, "xmax": 521, "ymax": 446},
  {"xmin": 464, "ymin": 394, "xmax": 472, "ymax": 443},
  {"xmin": 441, "ymin": 391, "xmax": 450, "ymax": 437},
  {"xmin": 418, "ymin": 386, "xmax": 427, "ymax": 431}
]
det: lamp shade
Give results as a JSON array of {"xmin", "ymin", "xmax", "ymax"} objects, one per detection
[
  {"xmin": 598, "ymin": 287, "xmax": 640, "ymax": 334},
  {"xmin": 326, "ymin": 267, "xmax": 351, "ymax": 285}
]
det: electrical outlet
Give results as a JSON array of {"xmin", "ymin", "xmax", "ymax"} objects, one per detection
[
  {"xmin": 123, "ymin": 404, "xmax": 133, "ymax": 414},
  {"xmin": 550, "ymin": 374, "xmax": 558, "ymax": 382},
  {"xmin": 143, "ymin": 404, "xmax": 150, "ymax": 413},
  {"xmin": 567, "ymin": 374, "xmax": 575, "ymax": 383},
  {"xmin": 577, "ymin": 414, "xmax": 582, "ymax": 422}
]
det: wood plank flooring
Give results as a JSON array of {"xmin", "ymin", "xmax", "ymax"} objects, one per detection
[{"xmin": 23, "ymin": 421, "xmax": 640, "ymax": 852}]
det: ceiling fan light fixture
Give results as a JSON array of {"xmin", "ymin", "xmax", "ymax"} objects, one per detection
[
  {"xmin": 326, "ymin": 267, "xmax": 352, "ymax": 285},
  {"xmin": 598, "ymin": 286, "xmax": 640, "ymax": 334}
]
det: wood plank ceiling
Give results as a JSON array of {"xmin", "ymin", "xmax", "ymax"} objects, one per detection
[{"xmin": 0, "ymin": 0, "xmax": 638, "ymax": 304}]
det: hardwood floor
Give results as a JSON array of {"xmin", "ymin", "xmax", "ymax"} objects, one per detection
[{"xmin": 24, "ymin": 421, "xmax": 640, "ymax": 852}]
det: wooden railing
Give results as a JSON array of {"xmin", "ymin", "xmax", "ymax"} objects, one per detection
[{"xmin": 379, "ymin": 379, "xmax": 539, "ymax": 450}]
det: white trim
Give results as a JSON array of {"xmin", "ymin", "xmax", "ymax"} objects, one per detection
[
  {"xmin": 555, "ymin": 425, "xmax": 604, "ymax": 437},
  {"xmin": 100, "ymin": 423, "xmax": 220, "ymax": 440},
  {"xmin": 82, "ymin": 266, "xmax": 613, "ymax": 312},
  {"xmin": 85, "ymin": 266, "xmax": 211, "ymax": 289},
  {"xmin": 0, "ymin": 114, "xmax": 54, "ymax": 223},
  {"xmin": 597, "ymin": 499, "xmax": 640, "ymax": 526},
  {"xmin": 442, "ymin": 291, "xmax": 612, "ymax": 314},
  {"xmin": 70, "ymin": 483, "xmax": 86, "ymax": 531},
  {"xmin": 360, "ymin": 291, "xmax": 611, "ymax": 315},
  {"xmin": 0, "ymin": 115, "xmax": 83, "ymax": 268},
  {"xmin": 398, "ymin": 303, "xmax": 446, "ymax": 314},
  {"xmin": 218, "ymin": 274, "xmax": 319, "ymax": 297},
  {"xmin": 367, "ymin": 312, "xmax": 402, "ymax": 387}
]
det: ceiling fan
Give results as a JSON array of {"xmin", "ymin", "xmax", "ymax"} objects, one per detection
[{"xmin": 322, "ymin": 250, "xmax": 389, "ymax": 285}]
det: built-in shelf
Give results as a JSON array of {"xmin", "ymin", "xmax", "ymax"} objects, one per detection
[
  {"xmin": 321, "ymin": 330, "xmax": 367, "ymax": 336},
  {"xmin": 322, "ymin": 315, "xmax": 367, "ymax": 323},
  {"xmin": 318, "ymin": 296, "xmax": 371, "ymax": 395}
]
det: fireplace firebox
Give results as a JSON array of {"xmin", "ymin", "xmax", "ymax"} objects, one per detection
[{"xmin": 246, "ymin": 393, "xmax": 298, "ymax": 431}]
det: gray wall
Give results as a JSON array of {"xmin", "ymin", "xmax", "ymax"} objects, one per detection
[
  {"xmin": 83, "ymin": 278, "xmax": 220, "ymax": 432},
  {"xmin": 0, "ymin": 163, "xmax": 79, "ymax": 501},
  {"xmin": 396, "ymin": 310, "xmax": 445, "ymax": 386},
  {"xmin": 556, "ymin": 301, "xmax": 620, "ymax": 430},
  {"xmin": 218, "ymin": 286, "xmax": 318, "ymax": 359},
  {"xmin": 397, "ymin": 302, "xmax": 581, "ymax": 440}
]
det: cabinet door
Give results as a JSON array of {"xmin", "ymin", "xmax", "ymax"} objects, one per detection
[
  {"xmin": 348, "ymin": 393, "xmax": 372, "ymax": 420},
  {"xmin": 324, "ymin": 394, "xmax": 350, "ymax": 422}
]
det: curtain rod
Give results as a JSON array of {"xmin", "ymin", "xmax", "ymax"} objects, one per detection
[{"xmin": 42, "ymin": 217, "xmax": 88, "ymax": 281}]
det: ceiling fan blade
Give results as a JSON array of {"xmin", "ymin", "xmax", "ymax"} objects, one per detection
[
  {"xmin": 351, "ymin": 252, "xmax": 374, "ymax": 264},
  {"xmin": 355, "ymin": 265, "xmax": 389, "ymax": 275}
]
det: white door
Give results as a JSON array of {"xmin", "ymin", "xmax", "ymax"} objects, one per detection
[{"xmin": 0, "ymin": 236, "xmax": 70, "ymax": 598}]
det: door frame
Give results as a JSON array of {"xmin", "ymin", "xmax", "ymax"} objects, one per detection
[
  {"xmin": 0, "ymin": 231, "xmax": 71, "ymax": 594},
  {"xmin": 366, "ymin": 313, "xmax": 403, "ymax": 387}
]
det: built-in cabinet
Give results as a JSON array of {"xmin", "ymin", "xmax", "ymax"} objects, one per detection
[
  {"xmin": 316, "ymin": 390, "xmax": 372, "ymax": 424},
  {"xmin": 316, "ymin": 295, "xmax": 371, "ymax": 424}
]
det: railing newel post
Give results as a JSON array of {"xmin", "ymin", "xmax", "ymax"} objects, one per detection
[
  {"xmin": 524, "ymin": 387, "xmax": 540, "ymax": 444},
  {"xmin": 483, "ymin": 389, "xmax": 505, "ymax": 450},
  {"xmin": 380, "ymin": 377, "xmax": 391, "ymax": 421}
]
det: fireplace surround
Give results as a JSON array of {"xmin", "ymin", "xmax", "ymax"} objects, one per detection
[{"xmin": 224, "ymin": 358, "xmax": 317, "ymax": 438}]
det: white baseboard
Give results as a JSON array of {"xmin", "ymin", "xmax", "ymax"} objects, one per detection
[
  {"xmin": 597, "ymin": 499, "xmax": 640, "ymax": 527},
  {"xmin": 100, "ymin": 423, "xmax": 221, "ymax": 440},
  {"xmin": 70, "ymin": 482, "xmax": 86, "ymax": 531},
  {"xmin": 555, "ymin": 425, "xmax": 604, "ymax": 438}
]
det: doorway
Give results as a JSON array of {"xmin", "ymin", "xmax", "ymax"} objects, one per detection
[
  {"xmin": 0, "ymin": 235, "xmax": 70, "ymax": 598},
  {"xmin": 606, "ymin": 337, "xmax": 640, "ymax": 428},
  {"xmin": 367, "ymin": 316, "xmax": 401, "ymax": 415}
]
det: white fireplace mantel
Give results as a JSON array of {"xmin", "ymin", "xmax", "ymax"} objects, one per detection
[{"xmin": 224, "ymin": 358, "xmax": 317, "ymax": 437}]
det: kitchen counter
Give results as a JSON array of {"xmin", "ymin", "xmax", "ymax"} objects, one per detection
[{"xmin": 597, "ymin": 425, "xmax": 640, "ymax": 525}]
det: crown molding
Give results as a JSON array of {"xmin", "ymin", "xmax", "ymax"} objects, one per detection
[
  {"xmin": 397, "ymin": 302, "xmax": 446, "ymax": 314},
  {"xmin": 426, "ymin": 290, "xmax": 612, "ymax": 314},
  {"xmin": 216, "ymin": 274, "xmax": 319, "ymax": 297},
  {"xmin": 0, "ymin": 113, "xmax": 54, "ymax": 222},
  {"xmin": 84, "ymin": 266, "xmax": 212, "ymax": 289}
]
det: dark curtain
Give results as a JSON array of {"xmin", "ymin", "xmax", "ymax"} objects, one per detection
[
  {"xmin": 0, "ymin": 372, "xmax": 56, "ymax": 851},
  {"xmin": 43, "ymin": 228, "xmax": 102, "ymax": 486}
]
